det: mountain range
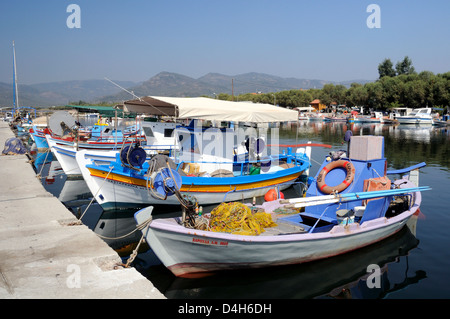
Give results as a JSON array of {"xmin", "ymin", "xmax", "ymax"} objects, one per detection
[{"xmin": 0, "ymin": 72, "xmax": 372, "ymax": 108}]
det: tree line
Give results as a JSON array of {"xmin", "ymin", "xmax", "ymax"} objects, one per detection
[{"xmin": 215, "ymin": 57, "xmax": 449, "ymax": 111}]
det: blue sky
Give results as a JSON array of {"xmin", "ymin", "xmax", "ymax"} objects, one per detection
[{"xmin": 1, "ymin": 0, "xmax": 449, "ymax": 84}]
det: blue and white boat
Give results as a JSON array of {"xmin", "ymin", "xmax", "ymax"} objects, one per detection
[
  {"xmin": 46, "ymin": 121, "xmax": 175, "ymax": 176},
  {"xmin": 394, "ymin": 108, "xmax": 433, "ymax": 125},
  {"xmin": 29, "ymin": 125, "xmax": 52, "ymax": 150},
  {"xmin": 133, "ymin": 135, "xmax": 430, "ymax": 278},
  {"xmin": 76, "ymin": 128, "xmax": 313, "ymax": 210}
]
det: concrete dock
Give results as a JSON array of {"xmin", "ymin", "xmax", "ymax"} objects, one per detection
[{"xmin": 0, "ymin": 121, "xmax": 165, "ymax": 299}]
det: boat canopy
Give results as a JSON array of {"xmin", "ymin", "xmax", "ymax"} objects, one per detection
[{"xmin": 122, "ymin": 96, "xmax": 298, "ymax": 123}]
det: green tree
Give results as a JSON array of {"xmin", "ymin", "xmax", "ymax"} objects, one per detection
[
  {"xmin": 346, "ymin": 83, "xmax": 368, "ymax": 107},
  {"xmin": 432, "ymin": 74, "xmax": 450, "ymax": 107},
  {"xmin": 217, "ymin": 93, "xmax": 232, "ymax": 101},
  {"xmin": 365, "ymin": 81, "xmax": 384, "ymax": 109},
  {"xmin": 395, "ymin": 56, "xmax": 416, "ymax": 76},
  {"xmin": 319, "ymin": 84, "xmax": 334, "ymax": 106},
  {"xmin": 380, "ymin": 76, "xmax": 404, "ymax": 107},
  {"xmin": 378, "ymin": 58, "xmax": 396, "ymax": 78},
  {"xmin": 403, "ymin": 80, "xmax": 426, "ymax": 108}
]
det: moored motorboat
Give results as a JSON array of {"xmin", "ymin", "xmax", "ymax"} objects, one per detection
[
  {"xmin": 432, "ymin": 115, "xmax": 450, "ymax": 127},
  {"xmin": 394, "ymin": 108, "xmax": 433, "ymax": 125},
  {"xmin": 324, "ymin": 115, "xmax": 347, "ymax": 122}
]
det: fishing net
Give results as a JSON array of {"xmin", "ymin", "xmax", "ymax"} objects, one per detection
[
  {"xmin": 2, "ymin": 138, "xmax": 27, "ymax": 155},
  {"xmin": 208, "ymin": 202, "xmax": 277, "ymax": 236}
]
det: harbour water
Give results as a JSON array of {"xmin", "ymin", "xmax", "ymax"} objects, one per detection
[{"xmin": 31, "ymin": 120, "xmax": 450, "ymax": 299}]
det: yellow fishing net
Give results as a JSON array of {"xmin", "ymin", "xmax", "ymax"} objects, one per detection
[{"xmin": 208, "ymin": 202, "xmax": 277, "ymax": 236}]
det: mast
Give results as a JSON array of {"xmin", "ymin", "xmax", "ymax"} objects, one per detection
[{"xmin": 12, "ymin": 41, "xmax": 20, "ymax": 112}]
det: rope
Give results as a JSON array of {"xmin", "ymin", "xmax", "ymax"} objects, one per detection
[
  {"xmin": 35, "ymin": 148, "xmax": 51, "ymax": 179},
  {"xmin": 104, "ymin": 77, "xmax": 172, "ymax": 118},
  {"xmin": 96, "ymin": 214, "xmax": 152, "ymax": 241},
  {"xmin": 121, "ymin": 215, "xmax": 153, "ymax": 268},
  {"xmin": 76, "ymin": 165, "xmax": 114, "ymax": 223}
]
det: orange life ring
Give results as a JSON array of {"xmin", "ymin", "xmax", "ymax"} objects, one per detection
[{"xmin": 316, "ymin": 160, "xmax": 355, "ymax": 194}]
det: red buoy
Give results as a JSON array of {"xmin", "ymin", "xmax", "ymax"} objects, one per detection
[{"xmin": 264, "ymin": 189, "xmax": 284, "ymax": 201}]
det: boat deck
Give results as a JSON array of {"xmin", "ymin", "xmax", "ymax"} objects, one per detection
[{"xmin": 259, "ymin": 219, "xmax": 306, "ymax": 236}]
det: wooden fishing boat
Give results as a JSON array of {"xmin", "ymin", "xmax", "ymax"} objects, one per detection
[
  {"xmin": 29, "ymin": 125, "xmax": 52, "ymax": 150},
  {"xmin": 46, "ymin": 121, "xmax": 177, "ymax": 176},
  {"xmin": 31, "ymin": 120, "xmax": 143, "ymax": 149},
  {"xmin": 74, "ymin": 96, "xmax": 314, "ymax": 209},
  {"xmin": 133, "ymin": 135, "xmax": 430, "ymax": 278},
  {"xmin": 77, "ymin": 143, "xmax": 311, "ymax": 210},
  {"xmin": 324, "ymin": 115, "xmax": 348, "ymax": 122}
]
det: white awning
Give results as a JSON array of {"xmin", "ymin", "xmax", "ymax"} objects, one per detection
[{"xmin": 123, "ymin": 96, "xmax": 298, "ymax": 123}]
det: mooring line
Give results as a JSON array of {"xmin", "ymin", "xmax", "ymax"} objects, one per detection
[{"xmin": 77, "ymin": 165, "xmax": 114, "ymax": 222}]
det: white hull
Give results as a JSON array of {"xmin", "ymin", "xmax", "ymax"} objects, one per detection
[
  {"xmin": 76, "ymin": 150, "xmax": 306, "ymax": 210},
  {"xmin": 396, "ymin": 118, "xmax": 432, "ymax": 125},
  {"xmin": 143, "ymin": 206, "xmax": 416, "ymax": 277},
  {"xmin": 47, "ymin": 139, "xmax": 174, "ymax": 176},
  {"xmin": 394, "ymin": 108, "xmax": 433, "ymax": 125},
  {"xmin": 48, "ymin": 138, "xmax": 117, "ymax": 176}
]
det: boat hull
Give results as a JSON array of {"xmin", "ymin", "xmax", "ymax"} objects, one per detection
[
  {"xmin": 76, "ymin": 150, "xmax": 306, "ymax": 210},
  {"xmin": 395, "ymin": 108, "xmax": 433, "ymax": 125},
  {"xmin": 396, "ymin": 117, "xmax": 432, "ymax": 125},
  {"xmin": 144, "ymin": 208, "xmax": 415, "ymax": 278},
  {"xmin": 31, "ymin": 132, "xmax": 49, "ymax": 150},
  {"xmin": 47, "ymin": 137, "xmax": 119, "ymax": 176},
  {"xmin": 85, "ymin": 165, "xmax": 303, "ymax": 210}
]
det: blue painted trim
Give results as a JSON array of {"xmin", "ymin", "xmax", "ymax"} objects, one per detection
[{"xmin": 386, "ymin": 162, "xmax": 426, "ymax": 175}]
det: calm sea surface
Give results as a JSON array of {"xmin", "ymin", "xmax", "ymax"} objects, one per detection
[{"xmin": 31, "ymin": 120, "xmax": 450, "ymax": 299}]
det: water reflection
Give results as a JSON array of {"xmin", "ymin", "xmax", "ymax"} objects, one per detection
[
  {"xmin": 291, "ymin": 121, "xmax": 450, "ymax": 168},
  {"xmin": 28, "ymin": 120, "xmax": 447, "ymax": 298}
]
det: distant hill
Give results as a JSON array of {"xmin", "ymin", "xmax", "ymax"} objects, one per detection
[
  {"xmin": 0, "ymin": 72, "xmax": 372, "ymax": 107},
  {"xmin": 99, "ymin": 72, "xmax": 372, "ymax": 103},
  {"xmin": 0, "ymin": 79, "xmax": 138, "ymax": 108},
  {"xmin": 198, "ymin": 72, "xmax": 332, "ymax": 94},
  {"xmin": 97, "ymin": 72, "xmax": 224, "ymax": 103}
]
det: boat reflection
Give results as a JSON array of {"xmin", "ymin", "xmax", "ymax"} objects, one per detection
[
  {"xmin": 58, "ymin": 176, "xmax": 92, "ymax": 208},
  {"xmin": 93, "ymin": 209, "xmax": 149, "ymax": 257}
]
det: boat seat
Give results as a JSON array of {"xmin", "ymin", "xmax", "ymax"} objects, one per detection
[
  {"xmin": 359, "ymin": 196, "xmax": 392, "ymax": 224},
  {"xmin": 299, "ymin": 212, "xmax": 337, "ymax": 225}
]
